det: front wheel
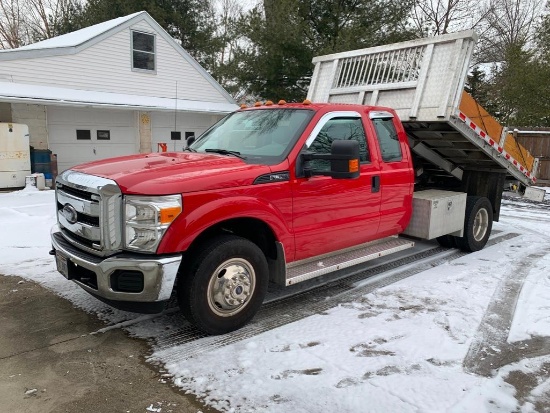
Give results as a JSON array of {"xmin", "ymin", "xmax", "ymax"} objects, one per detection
[
  {"xmin": 177, "ymin": 235, "xmax": 269, "ymax": 335},
  {"xmin": 456, "ymin": 196, "xmax": 493, "ymax": 252}
]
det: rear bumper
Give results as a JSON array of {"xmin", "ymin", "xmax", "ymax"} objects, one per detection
[{"xmin": 51, "ymin": 225, "xmax": 182, "ymax": 311}]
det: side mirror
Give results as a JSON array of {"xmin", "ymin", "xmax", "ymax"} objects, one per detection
[
  {"xmin": 186, "ymin": 135, "xmax": 196, "ymax": 147},
  {"xmin": 302, "ymin": 140, "xmax": 360, "ymax": 179}
]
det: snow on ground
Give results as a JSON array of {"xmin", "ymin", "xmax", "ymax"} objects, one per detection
[{"xmin": 1, "ymin": 188, "xmax": 550, "ymax": 412}]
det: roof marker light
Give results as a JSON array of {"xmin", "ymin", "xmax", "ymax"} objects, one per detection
[
  {"xmin": 278, "ymin": 100, "xmax": 287, "ymax": 105},
  {"xmin": 240, "ymin": 104, "xmax": 247, "ymax": 109},
  {"xmin": 302, "ymin": 99, "xmax": 312, "ymax": 105},
  {"xmin": 265, "ymin": 100, "xmax": 274, "ymax": 106},
  {"xmin": 254, "ymin": 101, "xmax": 262, "ymax": 107}
]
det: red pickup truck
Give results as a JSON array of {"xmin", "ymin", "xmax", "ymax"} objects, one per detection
[{"xmin": 51, "ymin": 101, "xmax": 499, "ymax": 334}]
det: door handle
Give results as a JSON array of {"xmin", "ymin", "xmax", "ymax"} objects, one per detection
[{"xmin": 372, "ymin": 176, "xmax": 380, "ymax": 193}]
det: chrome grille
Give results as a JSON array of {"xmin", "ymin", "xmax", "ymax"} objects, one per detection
[{"xmin": 56, "ymin": 170, "xmax": 122, "ymax": 257}]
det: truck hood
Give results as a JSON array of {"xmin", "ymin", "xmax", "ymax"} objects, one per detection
[{"xmin": 71, "ymin": 152, "xmax": 274, "ymax": 194}]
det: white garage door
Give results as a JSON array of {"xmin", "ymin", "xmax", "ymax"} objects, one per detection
[
  {"xmin": 151, "ymin": 112, "xmax": 223, "ymax": 152},
  {"xmin": 47, "ymin": 106, "xmax": 138, "ymax": 173}
]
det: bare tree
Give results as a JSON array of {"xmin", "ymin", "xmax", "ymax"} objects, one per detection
[
  {"xmin": 0, "ymin": 0, "xmax": 78, "ymax": 49},
  {"xmin": 0, "ymin": 0, "xmax": 28, "ymax": 48},
  {"xmin": 217, "ymin": 0, "xmax": 242, "ymax": 66},
  {"xmin": 480, "ymin": 0, "xmax": 544, "ymax": 60},
  {"xmin": 411, "ymin": 0, "xmax": 489, "ymax": 36}
]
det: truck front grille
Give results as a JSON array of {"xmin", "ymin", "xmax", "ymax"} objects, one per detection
[{"xmin": 55, "ymin": 170, "xmax": 123, "ymax": 257}]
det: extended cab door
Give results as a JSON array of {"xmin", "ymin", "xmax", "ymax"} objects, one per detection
[
  {"xmin": 291, "ymin": 111, "xmax": 381, "ymax": 261},
  {"xmin": 368, "ymin": 111, "xmax": 414, "ymax": 238}
]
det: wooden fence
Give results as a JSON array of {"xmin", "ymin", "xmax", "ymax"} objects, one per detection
[{"xmin": 515, "ymin": 129, "xmax": 550, "ymax": 185}]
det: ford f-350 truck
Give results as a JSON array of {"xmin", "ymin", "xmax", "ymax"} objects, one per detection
[{"xmin": 50, "ymin": 31, "xmax": 539, "ymax": 335}]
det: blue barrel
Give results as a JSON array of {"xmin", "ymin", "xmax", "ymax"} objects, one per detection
[{"xmin": 30, "ymin": 148, "xmax": 52, "ymax": 179}]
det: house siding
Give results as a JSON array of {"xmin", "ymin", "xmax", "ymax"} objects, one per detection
[
  {"xmin": 0, "ymin": 19, "xmax": 227, "ymax": 103},
  {"xmin": 0, "ymin": 102, "xmax": 11, "ymax": 121},
  {"xmin": 11, "ymin": 104, "xmax": 48, "ymax": 149}
]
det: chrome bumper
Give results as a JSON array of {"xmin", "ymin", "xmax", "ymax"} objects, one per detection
[{"xmin": 51, "ymin": 224, "xmax": 182, "ymax": 303}]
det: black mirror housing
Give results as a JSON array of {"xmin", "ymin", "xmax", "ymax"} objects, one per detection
[
  {"xmin": 329, "ymin": 140, "xmax": 360, "ymax": 179},
  {"xmin": 302, "ymin": 140, "xmax": 360, "ymax": 179}
]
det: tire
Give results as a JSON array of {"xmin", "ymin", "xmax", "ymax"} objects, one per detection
[
  {"xmin": 177, "ymin": 235, "xmax": 269, "ymax": 335},
  {"xmin": 436, "ymin": 234, "xmax": 457, "ymax": 248},
  {"xmin": 456, "ymin": 196, "xmax": 493, "ymax": 252}
]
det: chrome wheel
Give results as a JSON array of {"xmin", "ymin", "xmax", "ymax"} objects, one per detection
[
  {"xmin": 456, "ymin": 196, "xmax": 493, "ymax": 253},
  {"xmin": 473, "ymin": 208, "xmax": 489, "ymax": 242},
  {"xmin": 207, "ymin": 258, "xmax": 256, "ymax": 317}
]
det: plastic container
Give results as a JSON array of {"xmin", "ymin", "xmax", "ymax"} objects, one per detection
[{"xmin": 30, "ymin": 148, "xmax": 52, "ymax": 177}]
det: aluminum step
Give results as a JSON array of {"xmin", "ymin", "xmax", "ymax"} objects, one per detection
[{"xmin": 285, "ymin": 237, "xmax": 415, "ymax": 286}]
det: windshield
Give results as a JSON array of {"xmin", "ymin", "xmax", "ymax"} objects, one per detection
[{"xmin": 190, "ymin": 109, "xmax": 314, "ymax": 165}]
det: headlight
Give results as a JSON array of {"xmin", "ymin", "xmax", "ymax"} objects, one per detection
[{"xmin": 124, "ymin": 195, "xmax": 182, "ymax": 252}]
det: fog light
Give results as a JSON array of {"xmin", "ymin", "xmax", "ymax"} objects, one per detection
[{"xmin": 111, "ymin": 270, "xmax": 144, "ymax": 293}]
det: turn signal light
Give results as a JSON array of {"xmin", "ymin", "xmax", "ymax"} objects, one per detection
[
  {"xmin": 159, "ymin": 206, "xmax": 182, "ymax": 224},
  {"xmin": 349, "ymin": 159, "xmax": 359, "ymax": 173}
]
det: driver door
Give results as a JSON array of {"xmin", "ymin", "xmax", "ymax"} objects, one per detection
[{"xmin": 291, "ymin": 112, "xmax": 381, "ymax": 261}]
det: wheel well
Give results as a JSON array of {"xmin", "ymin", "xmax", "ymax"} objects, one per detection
[{"xmin": 183, "ymin": 218, "xmax": 279, "ymax": 267}]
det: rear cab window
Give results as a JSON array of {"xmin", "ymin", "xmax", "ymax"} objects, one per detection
[{"xmin": 372, "ymin": 117, "xmax": 402, "ymax": 162}]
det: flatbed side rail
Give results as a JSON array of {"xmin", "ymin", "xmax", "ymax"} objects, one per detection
[
  {"xmin": 458, "ymin": 91, "xmax": 536, "ymax": 179},
  {"xmin": 452, "ymin": 108, "xmax": 537, "ymax": 185}
]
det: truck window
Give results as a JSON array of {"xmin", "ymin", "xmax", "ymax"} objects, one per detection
[
  {"xmin": 373, "ymin": 118, "xmax": 402, "ymax": 162},
  {"xmin": 308, "ymin": 117, "xmax": 369, "ymax": 170},
  {"xmin": 191, "ymin": 109, "xmax": 314, "ymax": 165}
]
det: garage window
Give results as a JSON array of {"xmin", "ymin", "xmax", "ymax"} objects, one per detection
[
  {"xmin": 76, "ymin": 129, "xmax": 91, "ymax": 140},
  {"xmin": 97, "ymin": 130, "xmax": 110, "ymax": 140},
  {"xmin": 132, "ymin": 30, "xmax": 155, "ymax": 71}
]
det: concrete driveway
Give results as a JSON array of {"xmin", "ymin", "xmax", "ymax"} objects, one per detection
[{"xmin": 0, "ymin": 275, "xmax": 212, "ymax": 413}]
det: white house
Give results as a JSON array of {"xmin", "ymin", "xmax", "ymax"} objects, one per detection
[{"xmin": 0, "ymin": 11, "xmax": 238, "ymax": 173}]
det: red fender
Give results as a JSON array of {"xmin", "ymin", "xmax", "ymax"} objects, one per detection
[{"xmin": 157, "ymin": 193, "xmax": 294, "ymax": 261}]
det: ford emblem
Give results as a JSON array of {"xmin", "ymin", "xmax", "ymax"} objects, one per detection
[{"xmin": 62, "ymin": 204, "xmax": 78, "ymax": 224}]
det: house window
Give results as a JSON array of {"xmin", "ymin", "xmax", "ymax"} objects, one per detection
[
  {"xmin": 97, "ymin": 130, "xmax": 110, "ymax": 140},
  {"xmin": 171, "ymin": 131, "xmax": 181, "ymax": 140},
  {"xmin": 76, "ymin": 129, "xmax": 91, "ymax": 140},
  {"xmin": 132, "ymin": 31, "xmax": 155, "ymax": 71}
]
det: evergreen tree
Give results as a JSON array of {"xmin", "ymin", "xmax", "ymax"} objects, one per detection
[
  {"xmin": 225, "ymin": 0, "xmax": 416, "ymax": 102},
  {"xmin": 489, "ymin": 44, "xmax": 549, "ymax": 127},
  {"xmin": 466, "ymin": 66, "xmax": 499, "ymax": 119}
]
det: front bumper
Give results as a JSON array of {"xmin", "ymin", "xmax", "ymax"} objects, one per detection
[{"xmin": 51, "ymin": 224, "xmax": 182, "ymax": 312}]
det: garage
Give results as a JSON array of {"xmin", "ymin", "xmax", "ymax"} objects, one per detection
[
  {"xmin": 150, "ymin": 111, "xmax": 223, "ymax": 152},
  {"xmin": 47, "ymin": 106, "xmax": 138, "ymax": 173},
  {"xmin": 0, "ymin": 11, "xmax": 237, "ymax": 177}
]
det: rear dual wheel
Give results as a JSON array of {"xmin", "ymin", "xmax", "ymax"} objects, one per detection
[
  {"xmin": 177, "ymin": 235, "xmax": 269, "ymax": 335},
  {"xmin": 456, "ymin": 196, "xmax": 493, "ymax": 252},
  {"xmin": 436, "ymin": 196, "xmax": 493, "ymax": 252}
]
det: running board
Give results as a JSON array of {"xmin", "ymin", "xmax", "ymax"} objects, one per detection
[{"xmin": 285, "ymin": 237, "xmax": 415, "ymax": 286}]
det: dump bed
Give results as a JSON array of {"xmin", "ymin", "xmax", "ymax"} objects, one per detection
[{"xmin": 307, "ymin": 31, "xmax": 538, "ymax": 186}]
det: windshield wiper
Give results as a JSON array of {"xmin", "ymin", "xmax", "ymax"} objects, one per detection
[
  {"xmin": 205, "ymin": 148, "xmax": 246, "ymax": 160},
  {"xmin": 184, "ymin": 147, "xmax": 197, "ymax": 152}
]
